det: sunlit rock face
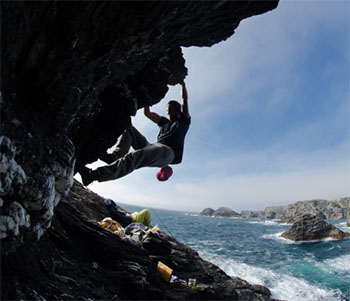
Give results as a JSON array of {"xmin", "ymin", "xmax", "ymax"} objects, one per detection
[{"xmin": 1, "ymin": 1, "xmax": 278, "ymax": 253}]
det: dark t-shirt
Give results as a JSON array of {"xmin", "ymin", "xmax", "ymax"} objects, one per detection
[{"xmin": 157, "ymin": 114, "xmax": 191, "ymax": 164}]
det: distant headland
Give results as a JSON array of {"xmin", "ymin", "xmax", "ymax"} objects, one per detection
[{"xmin": 201, "ymin": 197, "xmax": 350, "ymax": 222}]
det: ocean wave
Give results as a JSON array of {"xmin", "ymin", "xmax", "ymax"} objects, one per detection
[
  {"xmin": 247, "ymin": 220, "xmax": 260, "ymax": 224},
  {"xmin": 198, "ymin": 250, "xmax": 342, "ymax": 301},
  {"xmin": 262, "ymin": 232, "xmax": 342, "ymax": 245},
  {"xmin": 193, "ymin": 240, "xmax": 224, "ymax": 247},
  {"xmin": 321, "ymin": 254, "xmax": 350, "ymax": 274},
  {"xmin": 262, "ymin": 232, "xmax": 290, "ymax": 243},
  {"xmin": 247, "ymin": 220, "xmax": 289, "ymax": 226},
  {"xmin": 184, "ymin": 212, "xmax": 200, "ymax": 217},
  {"xmin": 286, "ymin": 237, "xmax": 340, "ymax": 244}
]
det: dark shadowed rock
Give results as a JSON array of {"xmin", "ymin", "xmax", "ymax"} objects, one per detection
[
  {"xmin": 200, "ymin": 208, "xmax": 215, "ymax": 216},
  {"xmin": 278, "ymin": 210, "xmax": 326, "ymax": 224},
  {"xmin": 281, "ymin": 214, "xmax": 350, "ymax": 242},
  {"xmin": 1, "ymin": 0, "xmax": 278, "ymax": 255},
  {"xmin": 2, "ymin": 181, "xmax": 273, "ymax": 300},
  {"xmin": 1, "ymin": 1, "xmax": 280, "ymax": 299},
  {"xmin": 231, "ymin": 277, "xmax": 271, "ymax": 298}
]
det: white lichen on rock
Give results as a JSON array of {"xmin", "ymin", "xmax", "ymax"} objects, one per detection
[
  {"xmin": 0, "ymin": 136, "xmax": 27, "ymax": 196},
  {"xmin": 0, "ymin": 202, "xmax": 31, "ymax": 238},
  {"xmin": 0, "ymin": 136, "xmax": 31, "ymax": 239}
]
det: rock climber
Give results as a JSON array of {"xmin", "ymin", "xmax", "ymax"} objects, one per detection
[
  {"xmin": 103, "ymin": 199, "xmax": 152, "ymax": 228},
  {"xmin": 77, "ymin": 80, "xmax": 190, "ymax": 185}
]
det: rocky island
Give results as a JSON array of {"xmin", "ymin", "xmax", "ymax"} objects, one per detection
[
  {"xmin": 281, "ymin": 214, "xmax": 350, "ymax": 242},
  {"xmin": 203, "ymin": 197, "xmax": 350, "ymax": 223},
  {"xmin": 1, "ymin": 1, "xmax": 279, "ymax": 300},
  {"xmin": 201, "ymin": 207, "xmax": 242, "ymax": 218}
]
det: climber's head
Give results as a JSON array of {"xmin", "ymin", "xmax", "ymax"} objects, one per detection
[{"xmin": 167, "ymin": 100, "xmax": 181, "ymax": 121}]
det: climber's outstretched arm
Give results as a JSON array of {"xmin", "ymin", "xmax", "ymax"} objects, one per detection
[
  {"xmin": 180, "ymin": 80, "xmax": 190, "ymax": 120},
  {"xmin": 144, "ymin": 106, "xmax": 161, "ymax": 124}
]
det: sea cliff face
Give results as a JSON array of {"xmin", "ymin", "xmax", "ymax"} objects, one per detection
[{"xmin": 241, "ymin": 198, "xmax": 350, "ymax": 222}]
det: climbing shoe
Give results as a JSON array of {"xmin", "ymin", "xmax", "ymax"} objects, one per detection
[
  {"xmin": 76, "ymin": 161, "xmax": 95, "ymax": 186},
  {"xmin": 98, "ymin": 153, "xmax": 118, "ymax": 165},
  {"xmin": 80, "ymin": 166, "xmax": 94, "ymax": 186}
]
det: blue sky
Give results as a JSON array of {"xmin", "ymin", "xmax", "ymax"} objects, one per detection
[{"xmin": 77, "ymin": 0, "xmax": 349, "ymax": 212}]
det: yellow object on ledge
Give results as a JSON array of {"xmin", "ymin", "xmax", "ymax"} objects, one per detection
[{"xmin": 157, "ymin": 261, "xmax": 173, "ymax": 282}]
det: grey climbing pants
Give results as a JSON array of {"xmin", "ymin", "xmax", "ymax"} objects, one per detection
[{"xmin": 95, "ymin": 126, "xmax": 174, "ymax": 182}]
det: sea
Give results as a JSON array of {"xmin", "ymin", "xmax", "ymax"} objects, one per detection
[{"xmin": 120, "ymin": 203, "xmax": 350, "ymax": 301}]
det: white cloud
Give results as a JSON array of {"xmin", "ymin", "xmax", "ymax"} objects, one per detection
[
  {"xmin": 167, "ymin": 163, "xmax": 350, "ymax": 212},
  {"xmin": 181, "ymin": 0, "xmax": 349, "ymax": 122},
  {"xmin": 76, "ymin": 140, "xmax": 349, "ymax": 213}
]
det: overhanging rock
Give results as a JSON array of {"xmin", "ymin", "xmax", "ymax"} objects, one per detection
[{"xmin": 1, "ymin": 1, "xmax": 279, "ymax": 253}]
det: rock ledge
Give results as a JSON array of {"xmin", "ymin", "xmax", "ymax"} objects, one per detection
[{"xmin": 2, "ymin": 181, "xmax": 272, "ymax": 300}]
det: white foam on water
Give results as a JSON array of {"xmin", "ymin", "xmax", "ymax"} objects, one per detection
[
  {"xmin": 247, "ymin": 220, "xmax": 290, "ymax": 226},
  {"xmin": 321, "ymin": 254, "xmax": 350, "ymax": 274},
  {"xmin": 263, "ymin": 232, "xmax": 341, "ymax": 245},
  {"xmin": 247, "ymin": 220, "xmax": 260, "ymax": 224},
  {"xmin": 262, "ymin": 232, "xmax": 284, "ymax": 239},
  {"xmin": 198, "ymin": 250, "xmax": 342, "ymax": 301},
  {"xmin": 184, "ymin": 212, "xmax": 200, "ymax": 217},
  {"xmin": 262, "ymin": 232, "xmax": 293, "ymax": 243},
  {"xmin": 293, "ymin": 237, "xmax": 339, "ymax": 244},
  {"xmin": 291, "ymin": 237, "xmax": 339, "ymax": 245}
]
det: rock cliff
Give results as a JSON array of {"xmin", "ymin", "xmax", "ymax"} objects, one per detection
[
  {"xmin": 1, "ymin": 1, "xmax": 279, "ymax": 299},
  {"xmin": 281, "ymin": 214, "xmax": 350, "ymax": 242},
  {"xmin": 241, "ymin": 197, "xmax": 350, "ymax": 222},
  {"xmin": 2, "ymin": 181, "xmax": 273, "ymax": 300},
  {"xmin": 240, "ymin": 210, "xmax": 265, "ymax": 219},
  {"xmin": 1, "ymin": 0, "xmax": 278, "ymax": 255},
  {"xmin": 266, "ymin": 198, "xmax": 349, "ymax": 222}
]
